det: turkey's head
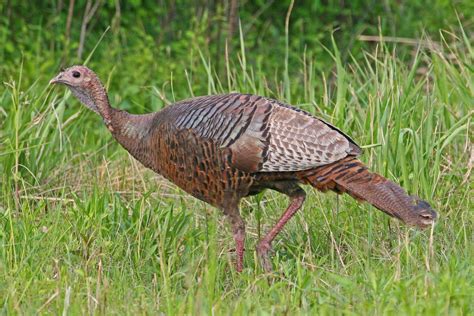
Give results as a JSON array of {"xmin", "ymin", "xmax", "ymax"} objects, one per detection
[{"xmin": 50, "ymin": 65, "xmax": 107, "ymax": 115}]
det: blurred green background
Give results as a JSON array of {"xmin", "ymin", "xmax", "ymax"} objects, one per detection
[
  {"xmin": 1, "ymin": 0, "xmax": 472, "ymax": 101},
  {"xmin": 0, "ymin": 1, "xmax": 473, "ymax": 314}
]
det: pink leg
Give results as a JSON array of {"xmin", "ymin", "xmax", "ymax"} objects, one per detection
[
  {"xmin": 235, "ymin": 223, "xmax": 245, "ymax": 272},
  {"xmin": 229, "ymin": 216, "xmax": 246, "ymax": 272},
  {"xmin": 256, "ymin": 194, "xmax": 306, "ymax": 272}
]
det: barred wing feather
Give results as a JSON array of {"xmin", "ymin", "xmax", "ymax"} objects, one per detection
[{"xmin": 170, "ymin": 93, "xmax": 361, "ymax": 173}]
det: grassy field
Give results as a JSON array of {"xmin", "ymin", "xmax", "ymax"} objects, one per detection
[{"xmin": 1, "ymin": 4, "xmax": 473, "ymax": 315}]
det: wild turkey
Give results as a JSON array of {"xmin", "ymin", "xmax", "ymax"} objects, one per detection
[{"xmin": 50, "ymin": 66, "xmax": 437, "ymax": 272}]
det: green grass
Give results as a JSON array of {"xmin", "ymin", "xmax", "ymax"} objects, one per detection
[{"xmin": 1, "ymin": 25, "xmax": 473, "ymax": 314}]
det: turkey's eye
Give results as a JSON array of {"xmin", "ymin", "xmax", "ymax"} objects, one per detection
[{"xmin": 72, "ymin": 71, "xmax": 81, "ymax": 78}]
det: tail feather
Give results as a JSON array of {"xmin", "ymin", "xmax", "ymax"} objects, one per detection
[{"xmin": 301, "ymin": 157, "xmax": 437, "ymax": 228}]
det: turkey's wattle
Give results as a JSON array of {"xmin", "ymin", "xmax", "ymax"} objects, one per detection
[{"xmin": 50, "ymin": 65, "xmax": 437, "ymax": 272}]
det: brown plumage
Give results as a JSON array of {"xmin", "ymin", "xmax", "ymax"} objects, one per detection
[{"xmin": 50, "ymin": 66, "xmax": 437, "ymax": 272}]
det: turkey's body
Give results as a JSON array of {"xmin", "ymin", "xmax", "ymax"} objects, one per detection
[
  {"xmin": 51, "ymin": 65, "xmax": 437, "ymax": 273},
  {"xmin": 111, "ymin": 93, "xmax": 358, "ymax": 208}
]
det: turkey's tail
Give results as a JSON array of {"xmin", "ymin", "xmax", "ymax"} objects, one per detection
[{"xmin": 301, "ymin": 157, "xmax": 437, "ymax": 228}]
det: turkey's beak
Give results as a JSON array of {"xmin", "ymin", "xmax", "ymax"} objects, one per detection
[{"xmin": 49, "ymin": 73, "xmax": 63, "ymax": 85}]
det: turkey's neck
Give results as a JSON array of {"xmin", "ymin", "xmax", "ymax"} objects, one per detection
[
  {"xmin": 108, "ymin": 110, "xmax": 158, "ymax": 169},
  {"xmin": 87, "ymin": 83, "xmax": 158, "ymax": 160},
  {"xmin": 94, "ymin": 88, "xmax": 116, "ymax": 129},
  {"xmin": 71, "ymin": 78, "xmax": 116, "ymax": 131},
  {"xmin": 109, "ymin": 110, "xmax": 155, "ymax": 140}
]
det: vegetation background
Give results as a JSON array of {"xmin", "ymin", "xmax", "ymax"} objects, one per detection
[{"xmin": 0, "ymin": 0, "xmax": 473, "ymax": 314}]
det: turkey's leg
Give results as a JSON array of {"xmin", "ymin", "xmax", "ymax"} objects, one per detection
[
  {"xmin": 256, "ymin": 183, "xmax": 306, "ymax": 272},
  {"xmin": 230, "ymin": 215, "xmax": 245, "ymax": 272},
  {"xmin": 223, "ymin": 203, "xmax": 246, "ymax": 272}
]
